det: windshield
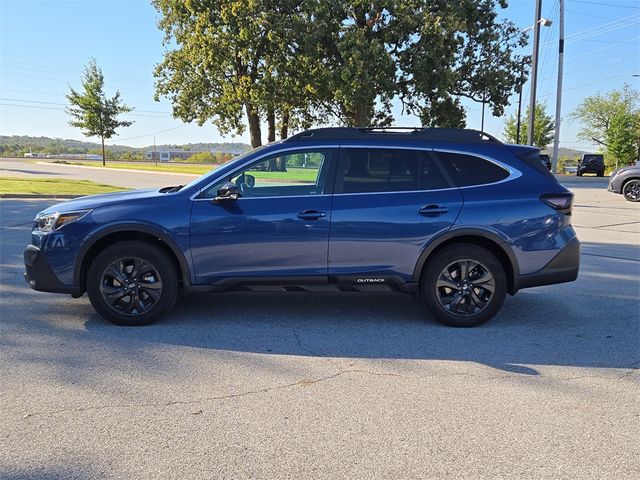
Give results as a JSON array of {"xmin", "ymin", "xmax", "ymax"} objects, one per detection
[
  {"xmin": 181, "ymin": 145, "xmax": 269, "ymax": 192},
  {"xmin": 583, "ymin": 155, "xmax": 603, "ymax": 162}
]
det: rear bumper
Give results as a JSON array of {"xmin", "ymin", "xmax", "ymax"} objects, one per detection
[
  {"xmin": 516, "ymin": 236, "xmax": 580, "ymax": 290},
  {"xmin": 24, "ymin": 245, "xmax": 82, "ymax": 295}
]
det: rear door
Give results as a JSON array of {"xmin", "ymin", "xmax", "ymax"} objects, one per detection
[{"xmin": 328, "ymin": 147, "xmax": 463, "ymax": 284}]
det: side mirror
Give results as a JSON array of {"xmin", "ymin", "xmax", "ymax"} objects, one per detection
[{"xmin": 213, "ymin": 182, "xmax": 240, "ymax": 203}]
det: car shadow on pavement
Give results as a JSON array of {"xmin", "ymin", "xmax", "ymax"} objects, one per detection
[
  {"xmin": 2, "ymin": 200, "xmax": 638, "ymax": 378},
  {"xmin": 78, "ymin": 239, "xmax": 640, "ymax": 376}
]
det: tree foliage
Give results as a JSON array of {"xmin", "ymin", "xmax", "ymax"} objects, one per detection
[
  {"xmin": 571, "ymin": 85, "xmax": 639, "ymax": 168},
  {"xmin": 153, "ymin": 0, "xmax": 527, "ymax": 146},
  {"xmin": 66, "ymin": 59, "xmax": 133, "ymax": 165},
  {"xmin": 503, "ymin": 103, "xmax": 555, "ymax": 148}
]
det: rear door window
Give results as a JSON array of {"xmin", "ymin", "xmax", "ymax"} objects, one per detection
[
  {"xmin": 436, "ymin": 152, "xmax": 509, "ymax": 187},
  {"xmin": 340, "ymin": 148, "xmax": 449, "ymax": 193}
]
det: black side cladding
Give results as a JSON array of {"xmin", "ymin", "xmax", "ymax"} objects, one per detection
[{"xmin": 508, "ymin": 145, "xmax": 556, "ymax": 179}]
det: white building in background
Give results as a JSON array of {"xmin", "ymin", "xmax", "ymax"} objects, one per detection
[{"xmin": 146, "ymin": 148, "xmax": 208, "ymax": 162}]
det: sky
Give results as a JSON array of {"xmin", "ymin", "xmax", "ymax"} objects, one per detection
[{"xmin": 0, "ymin": 0, "xmax": 639, "ymax": 151}]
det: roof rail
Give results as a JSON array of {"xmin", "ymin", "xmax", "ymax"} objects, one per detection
[{"xmin": 285, "ymin": 127, "xmax": 502, "ymax": 144}]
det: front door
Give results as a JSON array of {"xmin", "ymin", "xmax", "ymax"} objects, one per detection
[{"xmin": 190, "ymin": 148, "xmax": 336, "ymax": 285}]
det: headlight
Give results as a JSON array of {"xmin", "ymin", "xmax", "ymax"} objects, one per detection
[{"xmin": 34, "ymin": 210, "xmax": 91, "ymax": 232}]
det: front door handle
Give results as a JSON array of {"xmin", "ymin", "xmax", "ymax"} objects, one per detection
[
  {"xmin": 297, "ymin": 209, "xmax": 327, "ymax": 220},
  {"xmin": 418, "ymin": 204, "xmax": 448, "ymax": 216}
]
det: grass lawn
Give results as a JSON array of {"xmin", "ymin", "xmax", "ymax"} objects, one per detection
[{"xmin": 0, "ymin": 177, "xmax": 127, "ymax": 195}]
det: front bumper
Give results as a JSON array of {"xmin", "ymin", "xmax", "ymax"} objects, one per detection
[
  {"xmin": 516, "ymin": 236, "xmax": 580, "ymax": 290},
  {"xmin": 24, "ymin": 245, "xmax": 82, "ymax": 295}
]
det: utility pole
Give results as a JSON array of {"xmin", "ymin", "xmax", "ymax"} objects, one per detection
[
  {"xmin": 527, "ymin": 0, "xmax": 543, "ymax": 145},
  {"xmin": 516, "ymin": 59, "xmax": 525, "ymax": 144},
  {"xmin": 153, "ymin": 134, "xmax": 157, "ymax": 166},
  {"xmin": 481, "ymin": 93, "xmax": 486, "ymax": 132},
  {"xmin": 551, "ymin": 0, "xmax": 564, "ymax": 175}
]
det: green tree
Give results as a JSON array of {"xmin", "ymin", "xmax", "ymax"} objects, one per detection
[
  {"xmin": 605, "ymin": 111, "xmax": 640, "ymax": 169},
  {"xmin": 503, "ymin": 104, "xmax": 555, "ymax": 148},
  {"xmin": 66, "ymin": 59, "xmax": 133, "ymax": 165},
  {"xmin": 571, "ymin": 84, "xmax": 640, "ymax": 168},
  {"xmin": 187, "ymin": 152, "xmax": 216, "ymax": 164},
  {"xmin": 153, "ymin": 0, "xmax": 311, "ymax": 147},
  {"xmin": 153, "ymin": 0, "xmax": 526, "ymax": 144},
  {"xmin": 571, "ymin": 85, "xmax": 639, "ymax": 145}
]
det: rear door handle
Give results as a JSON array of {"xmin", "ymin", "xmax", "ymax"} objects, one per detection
[
  {"xmin": 418, "ymin": 204, "xmax": 448, "ymax": 216},
  {"xmin": 297, "ymin": 209, "xmax": 327, "ymax": 220}
]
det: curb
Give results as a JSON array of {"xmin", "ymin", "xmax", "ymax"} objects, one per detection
[
  {"xmin": 0, "ymin": 194, "xmax": 84, "ymax": 199},
  {"xmin": 35, "ymin": 161, "xmax": 201, "ymax": 177}
]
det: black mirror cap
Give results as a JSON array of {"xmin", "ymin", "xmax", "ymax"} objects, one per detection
[
  {"xmin": 218, "ymin": 182, "xmax": 239, "ymax": 197},
  {"xmin": 213, "ymin": 182, "xmax": 240, "ymax": 203}
]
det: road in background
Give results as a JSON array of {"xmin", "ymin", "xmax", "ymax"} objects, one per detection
[
  {"xmin": 0, "ymin": 157, "xmax": 199, "ymax": 189},
  {"xmin": 0, "ymin": 179, "xmax": 638, "ymax": 479}
]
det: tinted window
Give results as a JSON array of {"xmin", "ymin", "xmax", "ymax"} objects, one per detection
[
  {"xmin": 437, "ymin": 152, "xmax": 509, "ymax": 187},
  {"xmin": 341, "ymin": 149, "xmax": 448, "ymax": 193},
  {"xmin": 202, "ymin": 149, "xmax": 331, "ymax": 198}
]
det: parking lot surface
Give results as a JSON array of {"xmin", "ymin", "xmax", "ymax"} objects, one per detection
[{"xmin": 1, "ymin": 177, "xmax": 639, "ymax": 479}]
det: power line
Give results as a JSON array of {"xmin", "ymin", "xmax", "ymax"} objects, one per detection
[
  {"xmin": 0, "ymin": 97, "xmax": 171, "ymax": 115},
  {"xmin": 0, "ymin": 100, "xmax": 172, "ymax": 118},
  {"xmin": 104, "ymin": 125, "xmax": 188, "ymax": 143},
  {"xmin": 538, "ymin": 69, "xmax": 640, "ymax": 99},
  {"xmin": 566, "ymin": 0, "xmax": 640, "ymax": 9}
]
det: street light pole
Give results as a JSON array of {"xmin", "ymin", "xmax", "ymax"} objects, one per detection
[
  {"xmin": 527, "ymin": 0, "xmax": 543, "ymax": 145},
  {"xmin": 551, "ymin": 0, "xmax": 564, "ymax": 175}
]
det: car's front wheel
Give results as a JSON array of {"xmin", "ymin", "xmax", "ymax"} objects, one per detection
[
  {"xmin": 622, "ymin": 179, "xmax": 640, "ymax": 202},
  {"xmin": 421, "ymin": 244, "xmax": 507, "ymax": 327},
  {"xmin": 86, "ymin": 241, "xmax": 178, "ymax": 325}
]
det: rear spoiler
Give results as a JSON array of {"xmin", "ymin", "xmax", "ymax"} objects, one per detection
[{"xmin": 506, "ymin": 144, "xmax": 555, "ymax": 179}]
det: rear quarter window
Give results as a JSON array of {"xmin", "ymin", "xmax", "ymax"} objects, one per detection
[{"xmin": 436, "ymin": 152, "xmax": 510, "ymax": 187}]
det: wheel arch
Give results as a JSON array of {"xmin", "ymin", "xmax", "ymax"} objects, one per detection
[
  {"xmin": 74, "ymin": 223, "xmax": 191, "ymax": 293},
  {"xmin": 621, "ymin": 176, "xmax": 640, "ymax": 191},
  {"xmin": 412, "ymin": 229, "xmax": 520, "ymax": 295}
]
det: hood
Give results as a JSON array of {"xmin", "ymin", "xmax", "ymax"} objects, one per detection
[
  {"xmin": 613, "ymin": 165, "xmax": 640, "ymax": 175},
  {"xmin": 37, "ymin": 188, "xmax": 177, "ymax": 216}
]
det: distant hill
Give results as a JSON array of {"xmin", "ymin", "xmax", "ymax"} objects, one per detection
[
  {"xmin": 545, "ymin": 147, "xmax": 590, "ymax": 159},
  {"xmin": 0, "ymin": 135, "xmax": 251, "ymax": 157}
]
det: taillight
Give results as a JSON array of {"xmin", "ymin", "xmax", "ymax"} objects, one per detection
[{"xmin": 541, "ymin": 193, "xmax": 573, "ymax": 215}]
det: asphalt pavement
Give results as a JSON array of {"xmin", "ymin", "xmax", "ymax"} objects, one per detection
[{"xmin": 0, "ymin": 176, "xmax": 638, "ymax": 479}]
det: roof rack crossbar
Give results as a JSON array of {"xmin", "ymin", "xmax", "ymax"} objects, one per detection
[{"xmin": 285, "ymin": 127, "xmax": 501, "ymax": 144}]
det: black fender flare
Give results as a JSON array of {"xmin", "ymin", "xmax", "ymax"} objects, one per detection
[
  {"xmin": 73, "ymin": 222, "xmax": 192, "ymax": 289},
  {"xmin": 411, "ymin": 227, "xmax": 520, "ymax": 288}
]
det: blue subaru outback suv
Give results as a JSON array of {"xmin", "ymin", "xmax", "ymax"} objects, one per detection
[{"xmin": 24, "ymin": 128, "xmax": 579, "ymax": 327}]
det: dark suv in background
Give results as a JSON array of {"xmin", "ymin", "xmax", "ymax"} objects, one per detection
[
  {"xmin": 24, "ymin": 128, "xmax": 580, "ymax": 328},
  {"xmin": 577, "ymin": 154, "xmax": 605, "ymax": 177}
]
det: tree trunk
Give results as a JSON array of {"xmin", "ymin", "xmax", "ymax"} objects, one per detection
[
  {"xmin": 267, "ymin": 107, "xmax": 276, "ymax": 143},
  {"xmin": 101, "ymin": 136, "xmax": 106, "ymax": 166},
  {"xmin": 352, "ymin": 102, "xmax": 372, "ymax": 127},
  {"xmin": 245, "ymin": 103, "xmax": 262, "ymax": 148},
  {"xmin": 280, "ymin": 107, "xmax": 290, "ymax": 139}
]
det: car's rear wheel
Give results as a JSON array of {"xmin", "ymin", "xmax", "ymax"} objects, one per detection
[
  {"xmin": 597, "ymin": 170, "xmax": 604, "ymax": 177},
  {"xmin": 421, "ymin": 244, "xmax": 507, "ymax": 327},
  {"xmin": 622, "ymin": 179, "xmax": 640, "ymax": 202},
  {"xmin": 87, "ymin": 241, "xmax": 178, "ymax": 325}
]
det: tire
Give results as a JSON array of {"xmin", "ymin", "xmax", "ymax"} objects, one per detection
[
  {"xmin": 86, "ymin": 240, "xmax": 178, "ymax": 325},
  {"xmin": 597, "ymin": 171, "xmax": 604, "ymax": 177},
  {"xmin": 622, "ymin": 179, "xmax": 640, "ymax": 202},
  {"xmin": 576, "ymin": 171, "xmax": 582, "ymax": 177},
  {"xmin": 420, "ymin": 244, "xmax": 507, "ymax": 327}
]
